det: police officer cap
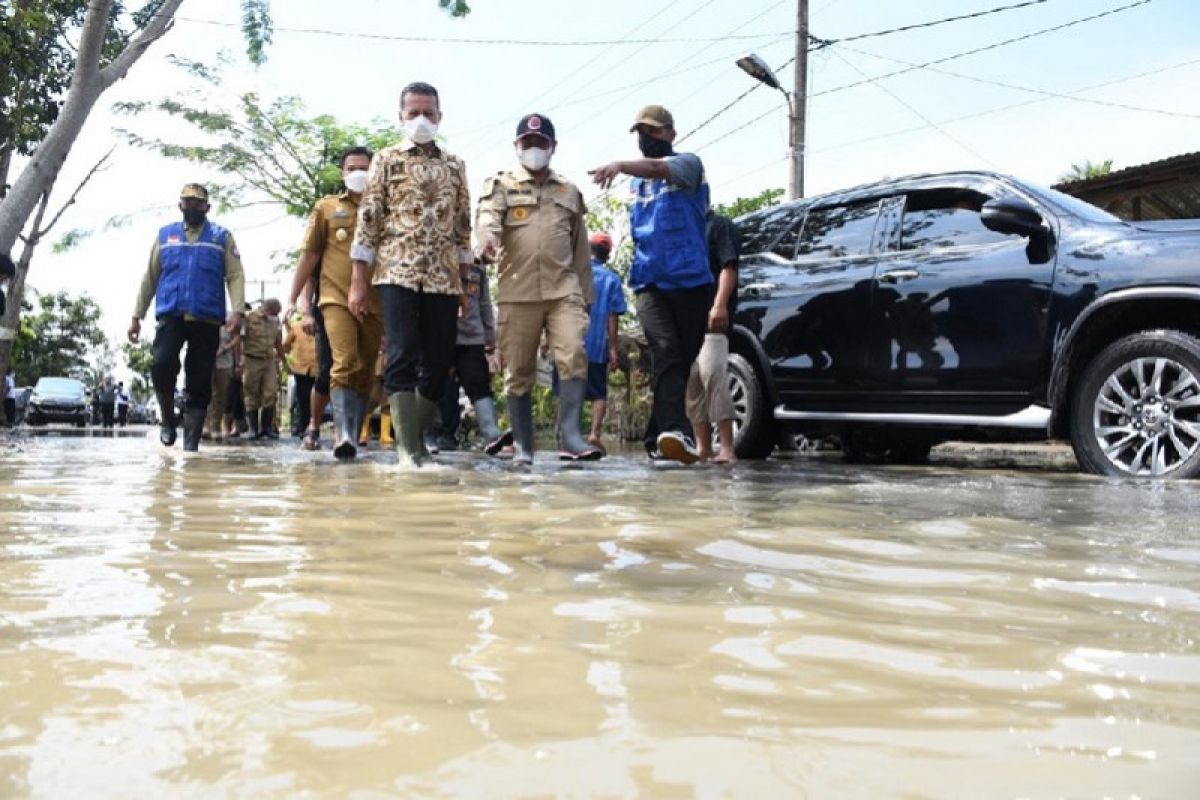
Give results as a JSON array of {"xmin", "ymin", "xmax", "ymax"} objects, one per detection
[
  {"xmin": 630, "ymin": 104, "xmax": 674, "ymax": 132},
  {"xmin": 180, "ymin": 183, "xmax": 209, "ymax": 201},
  {"xmin": 516, "ymin": 113, "xmax": 555, "ymax": 141}
]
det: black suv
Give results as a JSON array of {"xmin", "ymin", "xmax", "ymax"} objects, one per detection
[{"xmin": 728, "ymin": 171, "xmax": 1200, "ymax": 479}]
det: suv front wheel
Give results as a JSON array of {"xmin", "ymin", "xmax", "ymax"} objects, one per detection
[
  {"xmin": 729, "ymin": 351, "xmax": 776, "ymax": 459},
  {"xmin": 1070, "ymin": 329, "xmax": 1200, "ymax": 478}
]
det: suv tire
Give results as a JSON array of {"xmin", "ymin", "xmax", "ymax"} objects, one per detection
[
  {"xmin": 1070, "ymin": 329, "xmax": 1200, "ymax": 478},
  {"xmin": 729, "ymin": 351, "xmax": 775, "ymax": 459}
]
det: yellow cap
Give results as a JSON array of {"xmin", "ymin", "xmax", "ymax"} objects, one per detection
[
  {"xmin": 630, "ymin": 104, "xmax": 674, "ymax": 133},
  {"xmin": 180, "ymin": 183, "xmax": 209, "ymax": 200}
]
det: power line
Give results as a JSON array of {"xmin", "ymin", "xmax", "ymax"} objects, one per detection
[
  {"xmin": 174, "ymin": 15, "xmax": 788, "ymax": 46},
  {"xmin": 691, "ymin": 0, "xmax": 1157, "ymax": 151},
  {"xmin": 809, "ymin": 56, "xmax": 1200, "ymax": 156},
  {"xmin": 826, "ymin": 47, "xmax": 1001, "ymax": 168},
  {"xmin": 833, "ymin": 42, "xmax": 1200, "ymax": 120},
  {"xmin": 811, "ymin": 0, "xmax": 1155, "ymax": 99},
  {"xmin": 677, "ymin": 0, "xmax": 1075, "ymax": 145},
  {"xmin": 455, "ymin": 0, "xmax": 696, "ymax": 153},
  {"xmin": 824, "ymin": 0, "xmax": 1053, "ymax": 45}
]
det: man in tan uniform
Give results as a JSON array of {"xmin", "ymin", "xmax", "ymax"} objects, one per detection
[
  {"xmin": 476, "ymin": 113, "xmax": 600, "ymax": 463},
  {"xmin": 241, "ymin": 298, "xmax": 285, "ymax": 439},
  {"xmin": 286, "ymin": 146, "xmax": 382, "ymax": 459},
  {"xmin": 349, "ymin": 82, "xmax": 472, "ymax": 467}
]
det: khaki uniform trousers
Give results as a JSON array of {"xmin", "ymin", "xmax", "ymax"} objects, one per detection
[
  {"xmin": 206, "ymin": 366, "xmax": 232, "ymax": 433},
  {"xmin": 686, "ymin": 333, "xmax": 737, "ymax": 427},
  {"xmin": 498, "ymin": 296, "xmax": 588, "ymax": 396},
  {"xmin": 322, "ymin": 303, "xmax": 384, "ymax": 398},
  {"xmin": 242, "ymin": 355, "xmax": 279, "ymax": 411}
]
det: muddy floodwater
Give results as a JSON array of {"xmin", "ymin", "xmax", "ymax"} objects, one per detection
[{"xmin": 1, "ymin": 433, "xmax": 1198, "ymax": 798}]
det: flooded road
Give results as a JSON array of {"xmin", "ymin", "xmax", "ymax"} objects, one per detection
[{"xmin": 1, "ymin": 434, "xmax": 1198, "ymax": 798}]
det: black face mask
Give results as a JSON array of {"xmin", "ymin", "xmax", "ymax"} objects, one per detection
[
  {"xmin": 183, "ymin": 208, "xmax": 207, "ymax": 227},
  {"xmin": 638, "ymin": 132, "xmax": 673, "ymax": 159}
]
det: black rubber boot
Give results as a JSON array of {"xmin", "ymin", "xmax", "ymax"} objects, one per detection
[
  {"xmin": 182, "ymin": 408, "xmax": 205, "ymax": 452},
  {"xmin": 157, "ymin": 390, "xmax": 177, "ymax": 447},
  {"xmin": 506, "ymin": 393, "xmax": 535, "ymax": 465},
  {"xmin": 248, "ymin": 409, "xmax": 261, "ymax": 439},
  {"xmin": 261, "ymin": 407, "xmax": 278, "ymax": 439}
]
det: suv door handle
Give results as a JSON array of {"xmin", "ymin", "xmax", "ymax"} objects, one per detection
[{"xmin": 877, "ymin": 268, "xmax": 920, "ymax": 284}]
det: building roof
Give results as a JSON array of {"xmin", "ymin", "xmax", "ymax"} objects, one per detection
[{"xmin": 1054, "ymin": 152, "xmax": 1200, "ymax": 221}]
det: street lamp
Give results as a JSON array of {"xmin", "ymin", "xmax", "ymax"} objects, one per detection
[{"xmin": 737, "ymin": 51, "xmax": 804, "ymax": 200}]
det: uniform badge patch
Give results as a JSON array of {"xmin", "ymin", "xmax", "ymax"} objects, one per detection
[
  {"xmin": 511, "ymin": 207, "xmax": 530, "ymax": 221},
  {"xmin": 167, "ymin": 234, "xmax": 181, "ymax": 243},
  {"xmin": 528, "ymin": 116, "xmax": 542, "ymax": 131},
  {"xmin": 335, "ymin": 228, "xmax": 348, "ymax": 242}
]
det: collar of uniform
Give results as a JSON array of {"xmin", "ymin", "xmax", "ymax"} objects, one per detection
[
  {"xmin": 512, "ymin": 163, "xmax": 560, "ymax": 185},
  {"xmin": 403, "ymin": 140, "xmax": 442, "ymax": 157},
  {"xmin": 337, "ymin": 190, "xmax": 359, "ymax": 204}
]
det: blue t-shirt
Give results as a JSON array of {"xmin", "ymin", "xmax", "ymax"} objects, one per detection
[{"xmin": 584, "ymin": 261, "xmax": 627, "ymax": 363}]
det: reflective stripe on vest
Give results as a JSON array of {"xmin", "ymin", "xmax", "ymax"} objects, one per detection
[{"xmin": 156, "ymin": 221, "xmax": 228, "ymax": 322}]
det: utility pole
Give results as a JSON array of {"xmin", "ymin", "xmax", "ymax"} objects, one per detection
[{"xmin": 790, "ymin": 0, "xmax": 808, "ymax": 200}]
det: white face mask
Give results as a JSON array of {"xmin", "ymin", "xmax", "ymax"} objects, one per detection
[
  {"xmin": 343, "ymin": 169, "xmax": 369, "ymax": 193},
  {"xmin": 404, "ymin": 115, "xmax": 438, "ymax": 145},
  {"xmin": 518, "ymin": 146, "xmax": 551, "ymax": 171}
]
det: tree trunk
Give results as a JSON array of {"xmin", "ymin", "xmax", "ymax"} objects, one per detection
[
  {"xmin": 0, "ymin": 0, "xmax": 184, "ymax": 256},
  {"xmin": 0, "ymin": 187, "xmax": 54, "ymax": 381}
]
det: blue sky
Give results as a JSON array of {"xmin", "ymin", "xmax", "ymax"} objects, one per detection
[{"xmin": 17, "ymin": 0, "xmax": 1200, "ymax": 359}]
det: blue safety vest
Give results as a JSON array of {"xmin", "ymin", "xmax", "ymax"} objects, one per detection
[
  {"xmin": 628, "ymin": 160, "xmax": 713, "ymax": 292},
  {"xmin": 155, "ymin": 221, "xmax": 228, "ymax": 322}
]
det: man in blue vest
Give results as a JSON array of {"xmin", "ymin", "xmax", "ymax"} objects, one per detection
[
  {"xmin": 590, "ymin": 104, "xmax": 713, "ymax": 463},
  {"xmin": 129, "ymin": 183, "xmax": 246, "ymax": 451}
]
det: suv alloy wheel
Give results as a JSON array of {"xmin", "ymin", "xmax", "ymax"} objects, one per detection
[{"xmin": 1070, "ymin": 329, "xmax": 1200, "ymax": 478}]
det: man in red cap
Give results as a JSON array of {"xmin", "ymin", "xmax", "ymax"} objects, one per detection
[{"xmin": 476, "ymin": 113, "xmax": 600, "ymax": 464}]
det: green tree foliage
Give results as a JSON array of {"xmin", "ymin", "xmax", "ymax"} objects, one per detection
[
  {"xmin": 1059, "ymin": 158, "xmax": 1114, "ymax": 184},
  {"xmin": 714, "ymin": 187, "xmax": 784, "ymax": 220},
  {"xmin": 113, "ymin": 56, "xmax": 402, "ymax": 219},
  {"xmin": 12, "ymin": 291, "xmax": 108, "ymax": 385},
  {"xmin": 122, "ymin": 339, "xmax": 154, "ymax": 399}
]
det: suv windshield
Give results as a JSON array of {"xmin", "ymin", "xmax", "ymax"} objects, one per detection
[
  {"xmin": 1017, "ymin": 180, "xmax": 1121, "ymax": 224},
  {"xmin": 35, "ymin": 377, "xmax": 83, "ymax": 394}
]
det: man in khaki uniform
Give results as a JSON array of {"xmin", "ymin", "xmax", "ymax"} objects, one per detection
[
  {"xmin": 286, "ymin": 146, "xmax": 382, "ymax": 459},
  {"xmin": 129, "ymin": 183, "xmax": 245, "ymax": 452},
  {"xmin": 241, "ymin": 298, "xmax": 285, "ymax": 439},
  {"xmin": 477, "ymin": 113, "xmax": 600, "ymax": 463}
]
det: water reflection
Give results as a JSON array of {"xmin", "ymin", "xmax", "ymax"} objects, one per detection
[{"xmin": 1, "ymin": 437, "xmax": 1198, "ymax": 797}]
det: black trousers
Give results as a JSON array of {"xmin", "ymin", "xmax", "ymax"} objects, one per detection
[
  {"xmin": 152, "ymin": 315, "xmax": 220, "ymax": 411},
  {"xmin": 454, "ymin": 344, "xmax": 492, "ymax": 403},
  {"xmin": 117, "ymin": 405, "xmax": 128, "ymax": 426},
  {"xmin": 378, "ymin": 284, "xmax": 459, "ymax": 402},
  {"xmin": 100, "ymin": 402, "xmax": 115, "ymax": 428},
  {"xmin": 311, "ymin": 304, "xmax": 333, "ymax": 397},
  {"xmin": 292, "ymin": 373, "xmax": 315, "ymax": 435},
  {"xmin": 4, "ymin": 398, "xmax": 16, "ymax": 426},
  {"xmin": 635, "ymin": 285, "xmax": 711, "ymax": 444}
]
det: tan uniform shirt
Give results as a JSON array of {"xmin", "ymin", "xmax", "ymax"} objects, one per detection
[
  {"xmin": 350, "ymin": 141, "xmax": 472, "ymax": 295},
  {"xmin": 301, "ymin": 192, "xmax": 381, "ymax": 314},
  {"xmin": 243, "ymin": 308, "xmax": 281, "ymax": 359},
  {"xmin": 285, "ymin": 318, "xmax": 318, "ymax": 376},
  {"xmin": 133, "ymin": 222, "xmax": 246, "ymax": 322},
  {"xmin": 476, "ymin": 166, "xmax": 594, "ymax": 305}
]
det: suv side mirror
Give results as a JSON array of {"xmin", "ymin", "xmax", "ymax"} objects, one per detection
[{"xmin": 981, "ymin": 196, "xmax": 1045, "ymax": 238}]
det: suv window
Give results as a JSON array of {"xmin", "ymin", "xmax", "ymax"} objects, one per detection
[
  {"xmin": 739, "ymin": 205, "xmax": 804, "ymax": 258},
  {"xmin": 796, "ymin": 201, "xmax": 880, "ymax": 259},
  {"xmin": 900, "ymin": 189, "xmax": 1014, "ymax": 251}
]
